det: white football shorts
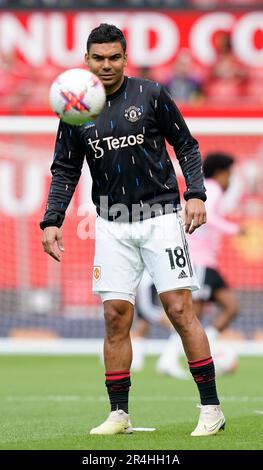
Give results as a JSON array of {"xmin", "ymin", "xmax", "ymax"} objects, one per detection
[{"xmin": 92, "ymin": 212, "xmax": 199, "ymax": 304}]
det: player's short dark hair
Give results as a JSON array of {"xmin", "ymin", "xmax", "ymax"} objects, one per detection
[
  {"xmin": 87, "ymin": 23, "xmax": 126, "ymax": 53},
  {"xmin": 203, "ymin": 152, "xmax": 235, "ymax": 178}
]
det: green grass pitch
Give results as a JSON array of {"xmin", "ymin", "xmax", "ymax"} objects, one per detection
[{"xmin": 0, "ymin": 355, "xmax": 262, "ymax": 450}]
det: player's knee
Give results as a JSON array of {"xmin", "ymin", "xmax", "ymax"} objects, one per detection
[
  {"xmin": 166, "ymin": 299, "xmax": 189, "ymax": 329},
  {"xmin": 104, "ymin": 305, "xmax": 123, "ymax": 330},
  {"xmin": 104, "ymin": 303, "xmax": 130, "ymax": 338}
]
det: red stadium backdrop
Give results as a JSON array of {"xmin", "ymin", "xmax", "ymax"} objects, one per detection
[
  {"xmin": 0, "ymin": 10, "xmax": 263, "ymax": 114},
  {"xmin": 0, "ymin": 10, "xmax": 262, "ymax": 67}
]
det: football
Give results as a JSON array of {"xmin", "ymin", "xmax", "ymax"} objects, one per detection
[{"xmin": 49, "ymin": 68, "xmax": 106, "ymax": 126}]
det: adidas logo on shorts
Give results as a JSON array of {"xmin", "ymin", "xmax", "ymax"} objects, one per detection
[{"xmin": 178, "ymin": 270, "xmax": 188, "ymax": 279}]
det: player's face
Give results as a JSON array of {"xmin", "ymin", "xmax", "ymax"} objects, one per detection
[{"xmin": 85, "ymin": 42, "xmax": 127, "ymax": 95}]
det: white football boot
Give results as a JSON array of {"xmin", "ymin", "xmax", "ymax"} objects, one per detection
[
  {"xmin": 90, "ymin": 409, "xmax": 133, "ymax": 435},
  {"xmin": 191, "ymin": 404, "xmax": 225, "ymax": 436}
]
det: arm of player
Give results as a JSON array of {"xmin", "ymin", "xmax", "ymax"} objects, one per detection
[
  {"xmin": 40, "ymin": 121, "xmax": 85, "ymax": 260},
  {"xmin": 156, "ymin": 87, "xmax": 206, "ymax": 232}
]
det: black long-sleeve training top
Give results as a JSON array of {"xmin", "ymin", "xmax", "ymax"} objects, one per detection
[{"xmin": 40, "ymin": 76, "xmax": 206, "ymax": 228}]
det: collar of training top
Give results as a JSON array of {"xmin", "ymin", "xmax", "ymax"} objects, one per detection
[{"xmin": 106, "ymin": 76, "xmax": 128, "ymax": 101}]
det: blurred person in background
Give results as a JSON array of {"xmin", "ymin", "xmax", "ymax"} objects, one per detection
[
  {"xmin": 164, "ymin": 49, "xmax": 204, "ymax": 106},
  {"xmin": 187, "ymin": 152, "xmax": 242, "ymax": 346},
  {"xmin": 205, "ymin": 32, "xmax": 248, "ymax": 108}
]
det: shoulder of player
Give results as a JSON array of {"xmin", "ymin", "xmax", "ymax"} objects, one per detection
[
  {"xmin": 56, "ymin": 120, "xmax": 89, "ymax": 147},
  {"xmin": 127, "ymin": 76, "xmax": 162, "ymax": 97}
]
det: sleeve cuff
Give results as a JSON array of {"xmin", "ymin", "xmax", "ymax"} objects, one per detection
[
  {"xmin": 40, "ymin": 220, "xmax": 61, "ymax": 230},
  {"xmin": 184, "ymin": 191, "xmax": 207, "ymax": 202}
]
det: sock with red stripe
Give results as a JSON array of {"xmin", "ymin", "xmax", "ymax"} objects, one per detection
[
  {"xmin": 188, "ymin": 356, "xmax": 219, "ymax": 405},
  {"xmin": 105, "ymin": 370, "xmax": 131, "ymax": 413}
]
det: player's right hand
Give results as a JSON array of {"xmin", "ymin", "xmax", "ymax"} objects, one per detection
[{"xmin": 41, "ymin": 226, "xmax": 64, "ymax": 262}]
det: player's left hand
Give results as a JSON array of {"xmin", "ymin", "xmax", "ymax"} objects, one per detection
[{"xmin": 184, "ymin": 198, "xmax": 206, "ymax": 234}]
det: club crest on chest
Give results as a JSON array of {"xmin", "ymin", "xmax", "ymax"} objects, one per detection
[{"xmin": 124, "ymin": 106, "xmax": 142, "ymax": 123}]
